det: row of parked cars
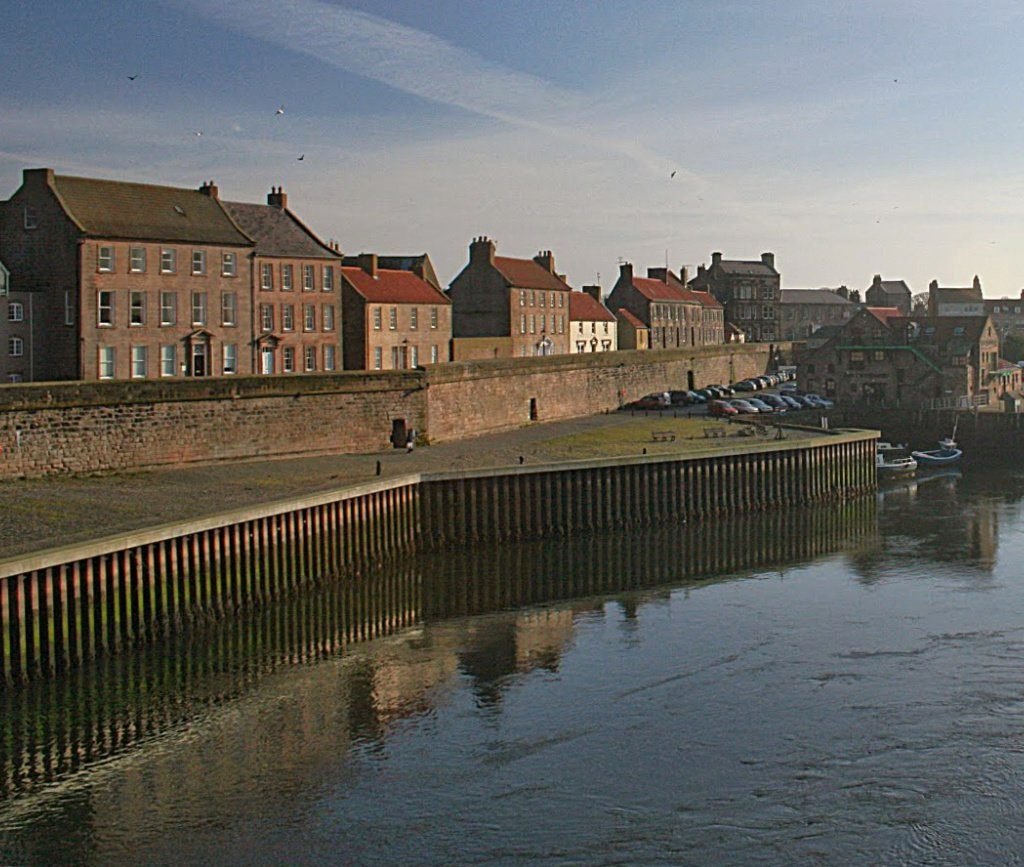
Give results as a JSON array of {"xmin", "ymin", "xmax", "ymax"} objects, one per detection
[{"xmin": 708, "ymin": 392, "xmax": 833, "ymax": 417}]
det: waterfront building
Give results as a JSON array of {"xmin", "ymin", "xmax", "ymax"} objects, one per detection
[
  {"xmin": 779, "ymin": 288, "xmax": 857, "ymax": 341},
  {"xmin": 864, "ymin": 274, "xmax": 912, "ymax": 315},
  {"xmin": 688, "ymin": 251, "xmax": 780, "ymax": 342},
  {"xmin": 568, "ymin": 287, "xmax": 617, "ymax": 353},
  {"xmin": 928, "ymin": 276, "xmax": 985, "ymax": 317},
  {"xmin": 0, "ymin": 168, "xmax": 254, "ymax": 381},
  {"xmin": 447, "ymin": 237, "xmax": 572, "ymax": 357},
  {"xmin": 341, "ymin": 253, "xmax": 452, "ymax": 370},
  {"xmin": 218, "ymin": 185, "xmax": 343, "ymax": 375}
]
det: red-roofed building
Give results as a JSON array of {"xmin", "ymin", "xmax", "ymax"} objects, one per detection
[
  {"xmin": 616, "ymin": 307, "xmax": 650, "ymax": 350},
  {"xmin": 568, "ymin": 287, "xmax": 617, "ymax": 353},
  {"xmin": 447, "ymin": 237, "xmax": 571, "ymax": 356},
  {"xmin": 341, "ymin": 254, "xmax": 452, "ymax": 370}
]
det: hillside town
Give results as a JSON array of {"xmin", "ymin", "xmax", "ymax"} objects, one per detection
[{"xmin": 0, "ymin": 166, "xmax": 1022, "ymax": 411}]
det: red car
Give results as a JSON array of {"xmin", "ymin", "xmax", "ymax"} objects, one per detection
[{"xmin": 708, "ymin": 399, "xmax": 739, "ymax": 417}]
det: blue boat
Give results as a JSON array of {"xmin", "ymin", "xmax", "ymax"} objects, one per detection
[{"xmin": 911, "ymin": 433, "xmax": 962, "ymax": 468}]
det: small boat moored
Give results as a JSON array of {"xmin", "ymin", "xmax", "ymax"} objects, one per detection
[
  {"xmin": 911, "ymin": 426, "xmax": 963, "ymax": 468},
  {"xmin": 876, "ymin": 449, "xmax": 918, "ymax": 479}
]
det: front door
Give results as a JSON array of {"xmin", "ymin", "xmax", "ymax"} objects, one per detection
[
  {"xmin": 192, "ymin": 342, "xmax": 207, "ymax": 377},
  {"xmin": 261, "ymin": 347, "xmax": 274, "ymax": 375}
]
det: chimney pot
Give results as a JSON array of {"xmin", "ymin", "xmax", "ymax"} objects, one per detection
[
  {"xmin": 267, "ymin": 186, "xmax": 288, "ymax": 209},
  {"xmin": 470, "ymin": 236, "xmax": 496, "ymax": 265},
  {"xmin": 198, "ymin": 180, "xmax": 219, "ymax": 199},
  {"xmin": 711, "ymin": 251, "xmax": 722, "ymax": 267},
  {"xmin": 761, "ymin": 251, "xmax": 775, "ymax": 270}
]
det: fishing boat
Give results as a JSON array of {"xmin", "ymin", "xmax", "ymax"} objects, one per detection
[
  {"xmin": 911, "ymin": 421, "xmax": 963, "ymax": 468},
  {"xmin": 876, "ymin": 449, "xmax": 917, "ymax": 479}
]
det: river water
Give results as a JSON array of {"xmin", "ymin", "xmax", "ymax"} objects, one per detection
[{"xmin": 2, "ymin": 466, "xmax": 1024, "ymax": 865}]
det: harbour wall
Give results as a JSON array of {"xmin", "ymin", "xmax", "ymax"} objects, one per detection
[{"xmin": 0, "ymin": 428, "xmax": 877, "ymax": 685}]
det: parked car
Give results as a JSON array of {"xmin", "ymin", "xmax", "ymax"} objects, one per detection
[
  {"xmin": 695, "ymin": 387, "xmax": 718, "ymax": 401},
  {"xmin": 733, "ymin": 380, "xmax": 758, "ymax": 391},
  {"xmin": 708, "ymin": 399, "xmax": 739, "ymax": 417},
  {"xmin": 779, "ymin": 382, "xmax": 798, "ymax": 393},
  {"xmin": 685, "ymin": 390, "xmax": 707, "ymax": 403},
  {"xmin": 804, "ymin": 393, "xmax": 834, "ymax": 408},
  {"xmin": 747, "ymin": 397, "xmax": 776, "ymax": 413},
  {"xmin": 628, "ymin": 392, "xmax": 670, "ymax": 409},
  {"xmin": 669, "ymin": 390, "xmax": 696, "ymax": 405},
  {"xmin": 729, "ymin": 398, "xmax": 760, "ymax": 413},
  {"xmin": 779, "ymin": 394, "xmax": 803, "ymax": 410},
  {"xmin": 791, "ymin": 394, "xmax": 818, "ymax": 409},
  {"xmin": 757, "ymin": 394, "xmax": 789, "ymax": 411}
]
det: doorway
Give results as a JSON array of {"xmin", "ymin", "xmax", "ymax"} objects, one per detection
[
  {"xmin": 391, "ymin": 418, "xmax": 407, "ymax": 448},
  {"xmin": 261, "ymin": 347, "xmax": 274, "ymax": 375}
]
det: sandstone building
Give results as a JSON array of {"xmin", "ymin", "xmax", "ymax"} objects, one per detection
[{"xmin": 689, "ymin": 251, "xmax": 780, "ymax": 342}]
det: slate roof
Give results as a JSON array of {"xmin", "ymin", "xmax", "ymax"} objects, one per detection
[
  {"xmin": 932, "ymin": 287, "xmax": 983, "ymax": 304},
  {"xmin": 568, "ymin": 292, "xmax": 615, "ymax": 322},
  {"xmin": 901, "ymin": 315, "xmax": 989, "ymax": 347},
  {"xmin": 616, "ymin": 308, "xmax": 647, "ymax": 329},
  {"xmin": 50, "ymin": 174, "xmax": 252, "ymax": 245},
  {"xmin": 876, "ymin": 280, "xmax": 910, "ymax": 294},
  {"xmin": 493, "ymin": 256, "xmax": 568, "ymax": 291},
  {"xmin": 342, "ymin": 254, "xmax": 441, "ymax": 289},
  {"xmin": 222, "ymin": 201, "xmax": 337, "ymax": 259},
  {"xmin": 717, "ymin": 260, "xmax": 777, "ymax": 276},
  {"xmin": 341, "ymin": 267, "xmax": 450, "ymax": 305},
  {"xmin": 780, "ymin": 289, "xmax": 855, "ymax": 306}
]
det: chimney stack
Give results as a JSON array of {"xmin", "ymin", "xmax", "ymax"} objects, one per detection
[
  {"xmin": 680, "ymin": 265, "xmax": 689, "ymax": 285},
  {"xmin": 267, "ymin": 186, "xmax": 288, "ymax": 209},
  {"xmin": 647, "ymin": 267, "xmax": 668, "ymax": 283},
  {"xmin": 711, "ymin": 251, "xmax": 722, "ymax": 267},
  {"xmin": 973, "ymin": 275, "xmax": 981, "ymax": 291},
  {"xmin": 534, "ymin": 250, "xmax": 555, "ymax": 273},
  {"xmin": 198, "ymin": 180, "xmax": 219, "ymax": 199},
  {"xmin": 619, "ymin": 262, "xmax": 634, "ymax": 284},
  {"xmin": 582, "ymin": 285, "xmax": 602, "ymax": 303},
  {"xmin": 761, "ymin": 252, "xmax": 775, "ymax": 270},
  {"xmin": 873, "ymin": 274, "xmax": 882, "ymax": 287},
  {"xmin": 929, "ymin": 279, "xmax": 939, "ymax": 291},
  {"xmin": 357, "ymin": 253, "xmax": 378, "ymax": 278},
  {"xmin": 470, "ymin": 236, "xmax": 496, "ymax": 265}
]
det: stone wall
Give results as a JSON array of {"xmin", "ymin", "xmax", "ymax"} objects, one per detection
[{"xmin": 0, "ymin": 344, "xmax": 778, "ymax": 477}]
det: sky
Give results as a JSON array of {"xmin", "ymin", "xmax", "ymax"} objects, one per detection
[{"xmin": 4, "ymin": 0, "xmax": 1024, "ymax": 296}]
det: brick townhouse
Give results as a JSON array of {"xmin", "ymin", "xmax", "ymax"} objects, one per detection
[
  {"xmin": 341, "ymin": 253, "xmax": 452, "ymax": 370},
  {"xmin": 447, "ymin": 237, "xmax": 572, "ymax": 357},
  {"xmin": 689, "ymin": 251, "xmax": 780, "ymax": 342},
  {"xmin": 217, "ymin": 184, "xmax": 343, "ymax": 375},
  {"xmin": 0, "ymin": 168, "xmax": 255, "ymax": 381}
]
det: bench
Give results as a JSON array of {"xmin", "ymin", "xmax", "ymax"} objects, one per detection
[
  {"xmin": 651, "ymin": 431, "xmax": 676, "ymax": 442},
  {"xmin": 703, "ymin": 427, "xmax": 727, "ymax": 438}
]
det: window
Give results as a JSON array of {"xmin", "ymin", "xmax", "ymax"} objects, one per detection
[
  {"xmin": 540, "ymin": 292, "xmax": 546, "ymax": 308},
  {"xmin": 191, "ymin": 292, "xmax": 207, "ymax": 325},
  {"xmin": 303, "ymin": 264, "xmax": 315, "ymax": 291},
  {"xmin": 261, "ymin": 263, "xmax": 273, "ymax": 290},
  {"xmin": 304, "ymin": 346, "xmax": 316, "ymax": 371},
  {"xmin": 373, "ymin": 346, "xmax": 382, "ymax": 369},
  {"xmin": 192, "ymin": 250, "xmax": 206, "ymax": 275},
  {"xmin": 530, "ymin": 290, "xmax": 536, "ymax": 306},
  {"xmin": 130, "ymin": 247, "xmax": 146, "ymax": 273},
  {"xmin": 282, "ymin": 304, "xmax": 294, "ymax": 331},
  {"xmin": 8, "ymin": 336, "xmax": 23, "ymax": 357},
  {"xmin": 260, "ymin": 304, "xmax": 273, "ymax": 331},
  {"xmin": 160, "ymin": 292, "xmax": 177, "ymax": 326},
  {"xmin": 8, "ymin": 373, "xmax": 22, "ymax": 383},
  {"xmin": 373, "ymin": 308, "xmax": 382, "ymax": 330},
  {"xmin": 98, "ymin": 246, "xmax": 115, "ymax": 272},
  {"xmin": 558, "ymin": 293, "xmax": 564, "ymax": 308},
  {"xmin": 222, "ymin": 252, "xmax": 237, "ymax": 277},
  {"xmin": 8, "ymin": 302, "xmax": 23, "ymax": 322},
  {"xmin": 221, "ymin": 292, "xmax": 237, "ymax": 326},
  {"xmin": 873, "ymin": 350, "xmax": 886, "ymax": 361},
  {"xmin": 430, "ymin": 344, "xmax": 439, "ymax": 364},
  {"xmin": 98, "ymin": 347, "xmax": 115, "ymax": 379},
  {"xmin": 410, "ymin": 345, "xmax": 419, "ymax": 367},
  {"xmin": 64, "ymin": 291, "xmax": 74, "ymax": 326},
  {"xmin": 303, "ymin": 304, "xmax": 315, "ymax": 331},
  {"xmin": 160, "ymin": 249, "xmax": 176, "ymax": 274},
  {"xmin": 130, "ymin": 291, "xmax": 145, "ymax": 325},
  {"xmin": 391, "ymin": 346, "xmax": 403, "ymax": 369},
  {"xmin": 530, "ymin": 315, "xmax": 536, "ymax": 334},
  {"xmin": 98, "ymin": 291, "xmax": 114, "ymax": 326},
  {"xmin": 431, "ymin": 307, "xmax": 438, "ymax": 329},
  {"xmin": 282, "ymin": 346, "xmax": 295, "ymax": 373},
  {"xmin": 23, "ymin": 207, "xmax": 37, "ymax": 230},
  {"xmin": 160, "ymin": 345, "xmax": 176, "ymax": 377},
  {"xmin": 131, "ymin": 345, "xmax": 147, "ymax": 378},
  {"xmin": 322, "ymin": 304, "xmax": 335, "ymax": 330},
  {"xmin": 520, "ymin": 290, "xmax": 526, "ymax": 307},
  {"xmin": 389, "ymin": 307, "xmax": 397, "ymax": 330},
  {"xmin": 223, "ymin": 343, "xmax": 237, "ymax": 374},
  {"xmin": 322, "ymin": 265, "xmax": 334, "ymax": 292},
  {"xmin": 520, "ymin": 314, "xmax": 526, "ymax": 334},
  {"xmin": 323, "ymin": 345, "xmax": 336, "ymax": 371},
  {"xmin": 281, "ymin": 264, "xmax": 293, "ymax": 290},
  {"xmin": 410, "ymin": 307, "xmax": 418, "ymax": 330},
  {"xmin": 559, "ymin": 315, "xmax": 564, "ymax": 333}
]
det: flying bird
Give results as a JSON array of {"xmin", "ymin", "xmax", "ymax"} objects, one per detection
[
  {"xmin": 297, "ymin": 154, "xmax": 305, "ymax": 161},
  {"xmin": 127, "ymin": 74, "xmax": 139, "ymax": 81},
  {"xmin": 194, "ymin": 130, "xmax": 203, "ymax": 137},
  {"xmin": 275, "ymin": 105, "xmax": 285, "ymax": 115},
  {"xmin": 670, "ymin": 170, "xmax": 677, "ymax": 178}
]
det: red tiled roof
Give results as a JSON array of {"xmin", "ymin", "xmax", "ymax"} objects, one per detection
[
  {"xmin": 867, "ymin": 306, "xmax": 902, "ymax": 324},
  {"xmin": 687, "ymin": 288, "xmax": 722, "ymax": 309},
  {"xmin": 632, "ymin": 276, "xmax": 688, "ymax": 302},
  {"xmin": 494, "ymin": 256, "xmax": 569, "ymax": 291},
  {"xmin": 569, "ymin": 291, "xmax": 615, "ymax": 322},
  {"xmin": 342, "ymin": 266, "xmax": 451, "ymax": 305},
  {"xmin": 617, "ymin": 308, "xmax": 647, "ymax": 329}
]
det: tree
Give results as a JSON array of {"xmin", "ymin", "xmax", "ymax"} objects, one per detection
[
  {"xmin": 911, "ymin": 292, "xmax": 929, "ymax": 314},
  {"xmin": 1001, "ymin": 332, "xmax": 1024, "ymax": 363}
]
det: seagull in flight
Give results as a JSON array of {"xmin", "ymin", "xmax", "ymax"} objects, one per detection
[
  {"xmin": 127, "ymin": 74, "xmax": 139, "ymax": 81},
  {"xmin": 275, "ymin": 105, "xmax": 285, "ymax": 115},
  {"xmin": 194, "ymin": 130, "xmax": 203, "ymax": 137},
  {"xmin": 297, "ymin": 154, "xmax": 305, "ymax": 161},
  {"xmin": 670, "ymin": 170, "xmax": 677, "ymax": 178}
]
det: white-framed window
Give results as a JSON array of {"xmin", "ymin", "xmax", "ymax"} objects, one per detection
[
  {"xmin": 410, "ymin": 307, "xmax": 418, "ymax": 330},
  {"xmin": 23, "ymin": 207, "xmax": 37, "ymax": 230},
  {"xmin": 282, "ymin": 304, "xmax": 294, "ymax": 331},
  {"xmin": 431, "ymin": 307, "xmax": 438, "ymax": 329},
  {"xmin": 160, "ymin": 292, "xmax": 176, "ymax": 326},
  {"xmin": 98, "ymin": 291, "xmax": 114, "ymax": 326},
  {"xmin": 192, "ymin": 250, "xmax": 206, "ymax": 275},
  {"xmin": 303, "ymin": 264, "xmax": 315, "ymax": 291},
  {"xmin": 130, "ymin": 291, "xmax": 145, "ymax": 325},
  {"xmin": 221, "ymin": 292, "xmax": 237, "ymax": 326},
  {"xmin": 131, "ymin": 345, "xmax": 147, "ymax": 378},
  {"xmin": 160, "ymin": 248, "xmax": 176, "ymax": 274},
  {"xmin": 322, "ymin": 304, "xmax": 335, "ymax": 331},
  {"xmin": 160, "ymin": 344, "xmax": 176, "ymax": 377},
  {"xmin": 8, "ymin": 373, "xmax": 22, "ymax": 383},
  {"xmin": 281, "ymin": 264, "xmax": 293, "ymax": 291},
  {"xmin": 191, "ymin": 292, "xmax": 207, "ymax": 325},
  {"xmin": 558, "ymin": 293, "xmax": 564, "ymax": 308},
  {"xmin": 323, "ymin": 345, "xmax": 336, "ymax": 370},
  {"xmin": 222, "ymin": 252, "xmax": 237, "ymax": 277},
  {"xmin": 98, "ymin": 246, "xmax": 115, "ymax": 272},
  {"xmin": 520, "ymin": 314, "xmax": 526, "ymax": 334},
  {"xmin": 8, "ymin": 336, "xmax": 23, "ymax": 357},
  {"xmin": 304, "ymin": 345, "xmax": 316, "ymax": 371},
  {"xmin": 410, "ymin": 345, "xmax": 419, "ymax": 367},
  {"xmin": 389, "ymin": 307, "xmax": 397, "ymax": 330},
  {"xmin": 130, "ymin": 247, "xmax": 146, "ymax": 273},
  {"xmin": 260, "ymin": 305, "xmax": 273, "ymax": 331},
  {"xmin": 322, "ymin": 265, "xmax": 334, "ymax": 292},
  {"xmin": 223, "ymin": 343, "xmax": 237, "ymax": 374},
  {"xmin": 98, "ymin": 346, "xmax": 115, "ymax": 379},
  {"xmin": 303, "ymin": 304, "xmax": 315, "ymax": 331},
  {"xmin": 519, "ymin": 290, "xmax": 526, "ymax": 307},
  {"xmin": 8, "ymin": 302, "xmax": 23, "ymax": 322},
  {"xmin": 430, "ymin": 344, "xmax": 439, "ymax": 364},
  {"xmin": 282, "ymin": 346, "xmax": 295, "ymax": 373},
  {"xmin": 559, "ymin": 315, "xmax": 564, "ymax": 333},
  {"xmin": 373, "ymin": 308, "xmax": 382, "ymax": 330},
  {"xmin": 539, "ymin": 292, "xmax": 546, "ymax": 308},
  {"xmin": 530, "ymin": 315, "xmax": 536, "ymax": 334},
  {"xmin": 373, "ymin": 346, "xmax": 382, "ymax": 369},
  {"xmin": 261, "ymin": 263, "xmax": 273, "ymax": 290},
  {"xmin": 64, "ymin": 291, "xmax": 75, "ymax": 325}
]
